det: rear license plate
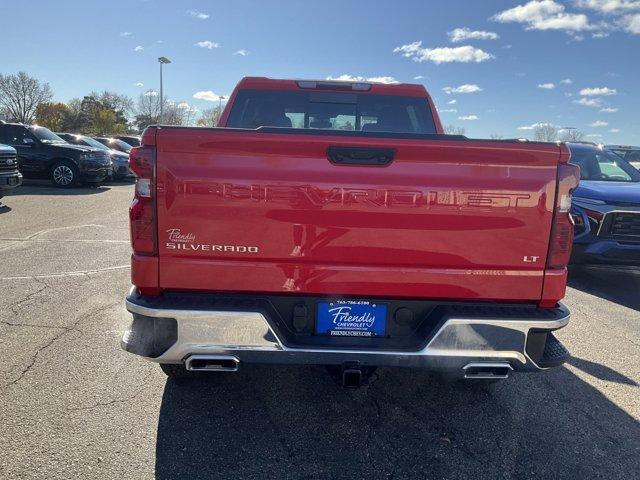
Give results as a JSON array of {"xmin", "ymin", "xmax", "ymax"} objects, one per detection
[{"xmin": 316, "ymin": 300, "xmax": 387, "ymax": 337}]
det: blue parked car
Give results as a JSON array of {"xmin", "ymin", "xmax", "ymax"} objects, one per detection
[{"xmin": 568, "ymin": 143, "xmax": 640, "ymax": 265}]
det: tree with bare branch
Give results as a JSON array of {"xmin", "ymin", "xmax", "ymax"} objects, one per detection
[
  {"xmin": 533, "ymin": 123, "xmax": 558, "ymax": 142},
  {"xmin": 444, "ymin": 124, "xmax": 466, "ymax": 135},
  {"xmin": 559, "ymin": 128, "xmax": 585, "ymax": 142},
  {"xmin": 163, "ymin": 101, "xmax": 197, "ymax": 127},
  {"xmin": 197, "ymin": 106, "xmax": 224, "ymax": 127},
  {"xmin": 0, "ymin": 72, "xmax": 53, "ymax": 123},
  {"xmin": 134, "ymin": 91, "xmax": 162, "ymax": 131},
  {"xmin": 90, "ymin": 91, "xmax": 134, "ymax": 116}
]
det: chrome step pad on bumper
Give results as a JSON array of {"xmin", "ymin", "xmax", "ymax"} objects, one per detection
[{"xmin": 121, "ymin": 287, "xmax": 570, "ymax": 373}]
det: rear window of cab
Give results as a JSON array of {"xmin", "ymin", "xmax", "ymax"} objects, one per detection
[{"xmin": 226, "ymin": 90, "xmax": 437, "ymax": 134}]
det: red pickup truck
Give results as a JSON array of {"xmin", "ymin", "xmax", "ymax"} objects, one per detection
[{"xmin": 121, "ymin": 77, "xmax": 579, "ymax": 387}]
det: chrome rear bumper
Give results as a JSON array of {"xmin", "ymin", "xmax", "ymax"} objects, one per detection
[{"xmin": 121, "ymin": 287, "xmax": 570, "ymax": 373}]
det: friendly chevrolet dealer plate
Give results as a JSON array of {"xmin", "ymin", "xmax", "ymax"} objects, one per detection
[{"xmin": 316, "ymin": 300, "xmax": 387, "ymax": 337}]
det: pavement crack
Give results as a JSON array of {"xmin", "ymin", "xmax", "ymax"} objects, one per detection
[
  {"xmin": 0, "ymin": 320, "xmax": 68, "ymax": 330},
  {"xmin": 2, "ymin": 300, "xmax": 121, "ymax": 390},
  {"xmin": 65, "ymin": 380, "xmax": 151, "ymax": 412},
  {"xmin": 7, "ymin": 283, "xmax": 49, "ymax": 315}
]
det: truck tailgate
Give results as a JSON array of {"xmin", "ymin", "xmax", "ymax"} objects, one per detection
[{"xmin": 155, "ymin": 128, "xmax": 560, "ymax": 301}]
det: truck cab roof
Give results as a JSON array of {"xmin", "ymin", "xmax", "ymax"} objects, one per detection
[{"xmin": 235, "ymin": 77, "xmax": 430, "ymax": 97}]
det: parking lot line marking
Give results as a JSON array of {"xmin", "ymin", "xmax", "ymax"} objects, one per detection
[
  {"xmin": 0, "ymin": 265, "xmax": 130, "ymax": 281},
  {"xmin": 0, "ymin": 238, "xmax": 129, "ymax": 244},
  {"xmin": 25, "ymin": 224, "xmax": 106, "ymax": 240}
]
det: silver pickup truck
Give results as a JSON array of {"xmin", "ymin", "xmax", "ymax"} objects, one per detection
[{"xmin": 0, "ymin": 143, "xmax": 22, "ymax": 201}]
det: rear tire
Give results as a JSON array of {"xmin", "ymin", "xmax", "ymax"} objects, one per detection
[
  {"xmin": 50, "ymin": 160, "xmax": 79, "ymax": 188},
  {"xmin": 160, "ymin": 363, "xmax": 201, "ymax": 380}
]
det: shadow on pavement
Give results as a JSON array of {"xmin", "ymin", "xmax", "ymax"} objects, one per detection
[
  {"xmin": 9, "ymin": 179, "xmax": 112, "ymax": 196},
  {"xmin": 568, "ymin": 265, "xmax": 640, "ymax": 311},
  {"xmin": 155, "ymin": 364, "xmax": 639, "ymax": 479},
  {"xmin": 567, "ymin": 356, "xmax": 638, "ymax": 386},
  {"xmin": 0, "ymin": 203, "xmax": 12, "ymax": 214}
]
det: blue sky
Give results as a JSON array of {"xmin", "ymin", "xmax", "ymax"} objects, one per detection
[{"xmin": 2, "ymin": 0, "xmax": 639, "ymax": 142}]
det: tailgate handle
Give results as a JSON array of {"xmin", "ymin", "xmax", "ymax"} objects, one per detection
[{"xmin": 327, "ymin": 146, "xmax": 395, "ymax": 166}]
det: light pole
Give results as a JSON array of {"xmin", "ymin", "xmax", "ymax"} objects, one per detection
[{"xmin": 158, "ymin": 56, "xmax": 171, "ymax": 124}]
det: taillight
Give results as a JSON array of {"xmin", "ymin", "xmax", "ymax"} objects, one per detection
[
  {"xmin": 129, "ymin": 146, "xmax": 157, "ymax": 255},
  {"xmin": 546, "ymin": 163, "xmax": 580, "ymax": 269}
]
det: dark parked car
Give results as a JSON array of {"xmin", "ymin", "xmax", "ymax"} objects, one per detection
[
  {"xmin": 115, "ymin": 135, "xmax": 141, "ymax": 147},
  {"xmin": 57, "ymin": 133, "xmax": 132, "ymax": 180},
  {"xmin": 0, "ymin": 122, "xmax": 110, "ymax": 187},
  {"xmin": 606, "ymin": 145, "xmax": 640, "ymax": 171},
  {"xmin": 569, "ymin": 143, "xmax": 640, "ymax": 265},
  {"xmin": 93, "ymin": 137, "xmax": 132, "ymax": 154},
  {"xmin": 0, "ymin": 143, "xmax": 22, "ymax": 200}
]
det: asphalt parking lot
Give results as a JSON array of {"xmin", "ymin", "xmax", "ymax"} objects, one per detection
[{"xmin": 0, "ymin": 181, "xmax": 639, "ymax": 480}]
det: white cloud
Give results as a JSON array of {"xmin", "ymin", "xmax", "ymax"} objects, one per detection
[
  {"xmin": 560, "ymin": 78, "xmax": 573, "ymax": 84},
  {"xmin": 367, "ymin": 76, "xmax": 400, "ymax": 84},
  {"xmin": 195, "ymin": 41, "xmax": 220, "ymax": 49},
  {"xmin": 592, "ymin": 31, "xmax": 610, "ymax": 37},
  {"xmin": 326, "ymin": 75, "xmax": 399, "ymax": 84},
  {"xmin": 448, "ymin": 99, "xmax": 457, "ymax": 104},
  {"xmin": 619, "ymin": 13, "xmax": 640, "ymax": 33},
  {"xmin": 393, "ymin": 42, "xmax": 494, "ymax": 64},
  {"xmin": 580, "ymin": 86, "xmax": 617, "ymax": 96},
  {"xmin": 609, "ymin": 128, "xmax": 621, "ymax": 132},
  {"xmin": 492, "ymin": 0, "xmax": 594, "ymax": 33},
  {"xmin": 575, "ymin": 0, "xmax": 640, "ymax": 14},
  {"xmin": 448, "ymin": 27, "xmax": 499, "ymax": 42},
  {"xmin": 574, "ymin": 97, "xmax": 604, "ymax": 107},
  {"xmin": 144, "ymin": 90, "xmax": 158, "ymax": 97},
  {"xmin": 134, "ymin": 45, "xmax": 144, "ymax": 52},
  {"xmin": 599, "ymin": 107, "xmax": 619, "ymax": 112},
  {"xmin": 187, "ymin": 9, "xmax": 209, "ymax": 19},
  {"xmin": 233, "ymin": 49, "xmax": 249, "ymax": 56},
  {"xmin": 193, "ymin": 91, "xmax": 228, "ymax": 102},
  {"xmin": 518, "ymin": 122, "xmax": 557, "ymax": 130},
  {"xmin": 439, "ymin": 109, "xmax": 458, "ymax": 113},
  {"xmin": 393, "ymin": 41, "xmax": 423, "ymax": 57},
  {"xmin": 459, "ymin": 115, "xmax": 479, "ymax": 120},
  {"xmin": 538, "ymin": 83, "xmax": 556, "ymax": 89},
  {"xmin": 589, "ymin": 120, "xmax": 609, "ymax": 126},
  {"xmin": 443, "ymin": 84, "xmax": 483, "ymax": 94},
  {"xmin": 134, "ymin": 82, "xmax": 144, "ymax": 87},
  {"xmin": 177, "ymin": 102, "xmax": 198, "ymax": 113},
  {"xmin": 586, "ymin": 133, "xmax": 603, "ymax": 138},
  {"xmin": 120, "ymin": 32, "xmax": 132, "ymax": 37},
  {"xmin": 413, "ymin": 75, "xmax": 424, "ymax": 80}
]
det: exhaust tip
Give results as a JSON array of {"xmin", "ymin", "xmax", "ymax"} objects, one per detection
[
  {"xmin": 185, "ymin": 355, "xmax": 240, "ymax": 372},
  {"xmin": 463, "ymin": 362, "xmax": 512, "ymax": 379}
]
